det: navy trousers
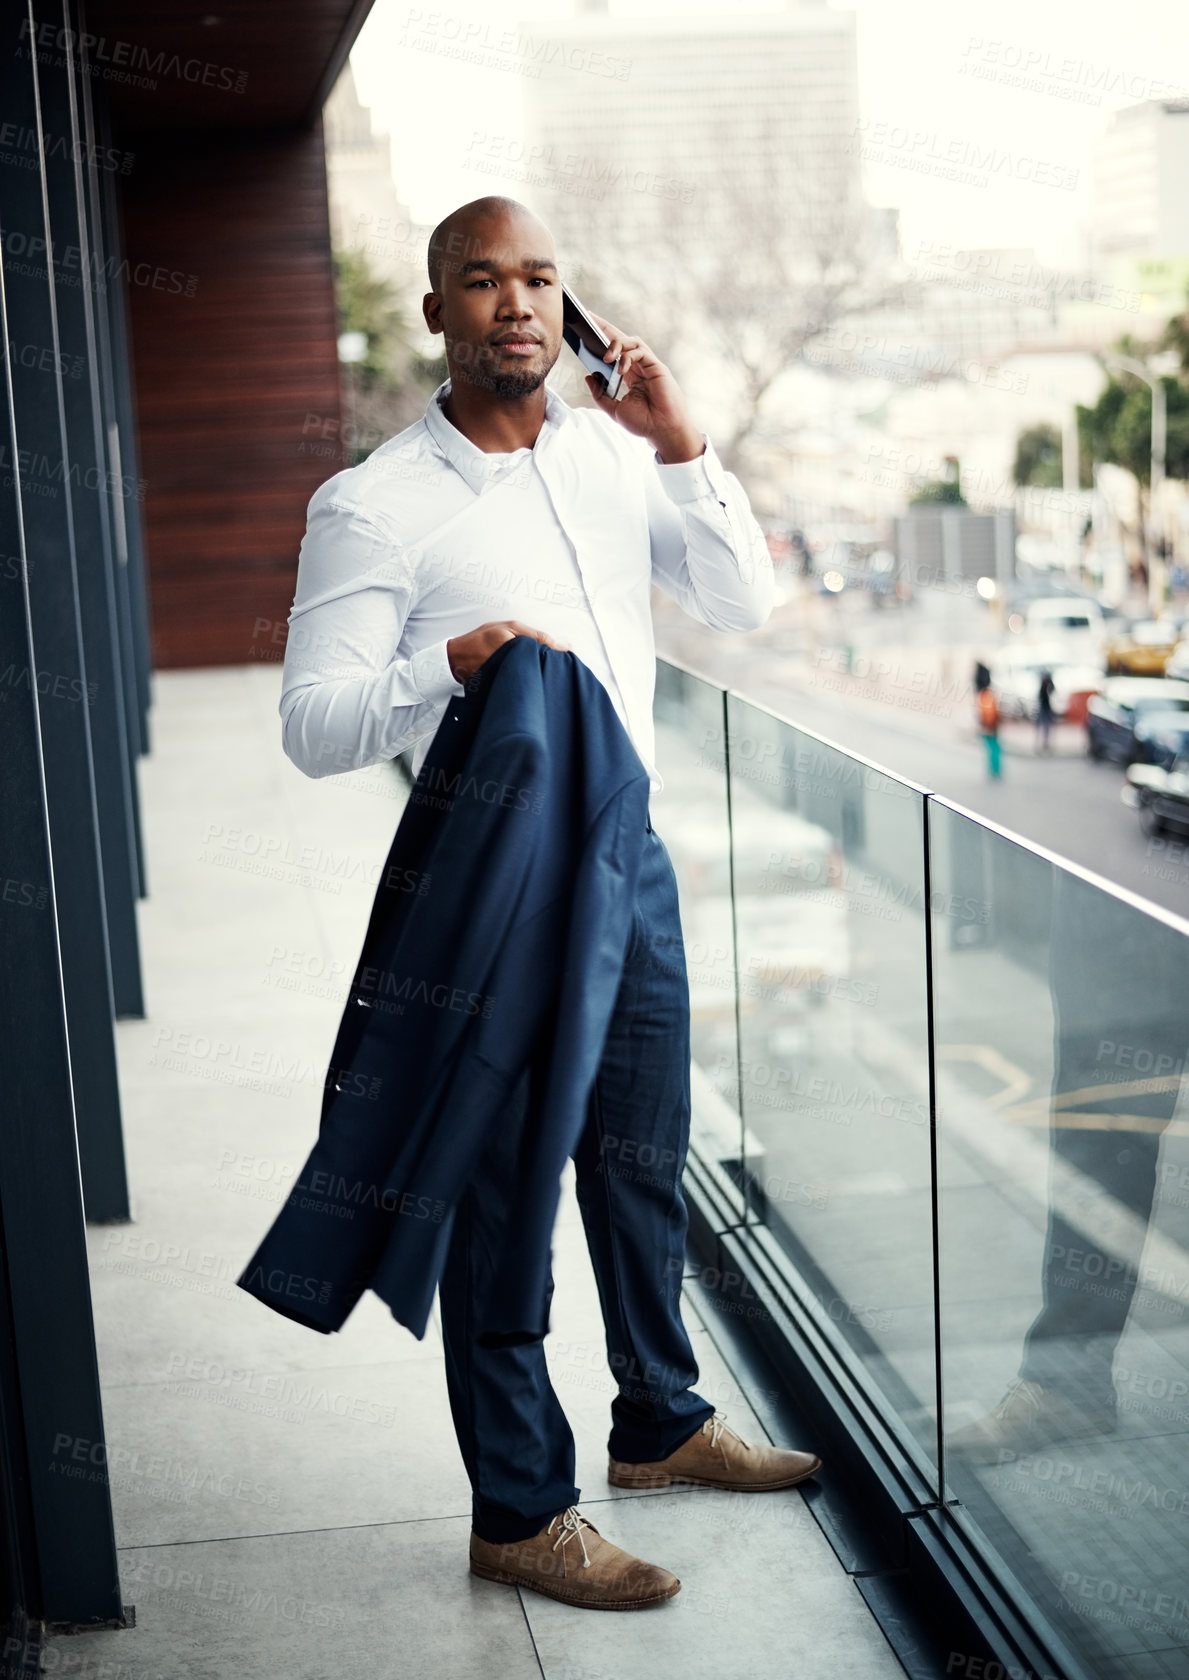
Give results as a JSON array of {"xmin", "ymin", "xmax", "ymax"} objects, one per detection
[{"xmin": 438, "ymin": 822, "xmax": 716, "ymax": 1542}]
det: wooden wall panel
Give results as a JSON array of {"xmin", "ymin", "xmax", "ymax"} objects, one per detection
[{"xmin": 119, "ymin": 123, "xmax": 343, "ymax": 668}]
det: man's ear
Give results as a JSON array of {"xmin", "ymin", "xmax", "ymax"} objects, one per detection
[{"xmin": 422, "ymin": 293, "xmax": 443, "ymax": 335}]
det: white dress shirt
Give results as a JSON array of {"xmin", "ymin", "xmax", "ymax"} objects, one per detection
[{"xmin": 279, "ymin": 377, "xmax": 773, "ymax": 793}]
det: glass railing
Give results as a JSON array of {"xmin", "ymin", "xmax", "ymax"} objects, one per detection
[{"xmin": 653, "ymin": 654, "xmax": 1189, "ymax": 1680}]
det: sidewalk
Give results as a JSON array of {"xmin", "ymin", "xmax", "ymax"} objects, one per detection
[{"xmin": 50, "ymin": 663, "xmax": 905, "ymax": 1680}]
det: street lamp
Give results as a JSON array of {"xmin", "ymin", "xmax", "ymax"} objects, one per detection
[
  {"xmin": 337, "ymin": 331, "xmax": 368, "ymax": 465},
  {"xmin": 1104, "ymin": 349, "xmax": 1180, "ymax": 614},
  {"xmin": 337, "ymin": 331, "xmax": 367, "ymax": 363}
]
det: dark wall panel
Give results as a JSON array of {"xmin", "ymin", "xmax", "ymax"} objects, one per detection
[
  {"xmin": 119, "ymin": 123, "xmax": 342, "ymax": 667},
  {"xmin": 88, "ymin": 0, "xmax": 372, "ymax": 131}
]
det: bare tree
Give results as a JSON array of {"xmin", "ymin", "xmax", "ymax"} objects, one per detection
[{"xmin": 543, "ymin": 108, "xmax": 903, "ymax": 483}]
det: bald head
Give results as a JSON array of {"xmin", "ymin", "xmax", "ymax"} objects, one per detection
[
  {"xmin": 422, "ymin": 197, "xmax": 563, "ymax": 405},
  {"xmin": 426, "ymin": 196, "xmax": 554, "ymax": 293}
]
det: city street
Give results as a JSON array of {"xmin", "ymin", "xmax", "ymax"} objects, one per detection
[{"xmin": 655, "ymin": 582, "xmax": 1189, "ymax": 924}]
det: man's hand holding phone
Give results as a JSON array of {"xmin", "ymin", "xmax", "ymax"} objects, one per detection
[
  {"xmin": 446, "ymin": 621, "xmax": 571, "ymax": 683},
  {"xmin": 582, "ymin": 310, "xmax": 705, "ymax": 466}
]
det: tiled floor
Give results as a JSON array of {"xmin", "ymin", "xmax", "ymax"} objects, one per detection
[{"xmin": 50, "ymin": 664, "xmax": 906, "ymax": 1680}]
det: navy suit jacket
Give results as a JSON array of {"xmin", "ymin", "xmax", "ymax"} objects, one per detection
[{"xmin": 237, "ymin": 635, "xmax": 651, "ymax": 1343}]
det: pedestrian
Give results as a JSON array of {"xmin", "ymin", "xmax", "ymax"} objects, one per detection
[
  {"xmin": 1036, "ymin": 668, "xmax": 1056, "ymax": 754},
  {"xmin": 262, "ymin": 196, "xmax": 821, "ymax": 1612},
  {"xmin": 978, "ymin": 682, "xmax": 1002, "ymax": 777}
]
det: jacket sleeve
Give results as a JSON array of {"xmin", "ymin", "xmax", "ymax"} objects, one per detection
[
  {"xmin": 279, "ymin": 484, "xmax": 463, "ymax": 779},
  {"xmin": 645, "ymin": 433, "xmax": 774, "ymax": 632}
]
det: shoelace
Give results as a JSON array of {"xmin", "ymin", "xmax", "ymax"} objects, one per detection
[
  {"xmin": 991, "ymin": 1378, "xmax": 1042, "ymax": 1420},
  {"xmin": 704, "ymin": 1410, "xmax": 750, "ymax": 1452},
  {"xmin": 547, "ymin": 1506, "xmax": 594, "ymax": 1569}
]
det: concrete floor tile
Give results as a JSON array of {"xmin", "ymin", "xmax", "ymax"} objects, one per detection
[
  {"xmin": 521, "ymin": 1488, "xmax": 902, "ymax": 1680},
  {"xmin": 85, "ymin": 1196, "xmax": 439, "ymax": 1390},
  {"xmin": 45, "ymin": 1517, "xmax": 543, "ymax": 1680},
  {"xmin": 101, "ymin": 1357, "xmax": 472, "ymax": 1546}
]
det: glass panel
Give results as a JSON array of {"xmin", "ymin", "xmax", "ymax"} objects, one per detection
[
  {"xmin": 652, "ymin": 660, "xmax": 745, "ymax": 1218},
  {"xmin": 932, "ymin": 800, "xmax": 1189, "ymax": 1678},
  {"xmin": 725, "ymin": 690, "xmax": 938, "ymax": 1479}
]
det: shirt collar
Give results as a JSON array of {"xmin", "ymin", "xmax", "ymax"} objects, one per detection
[{"xmin": 424, "ymin": 378, "xmax": 572, "ymax": 495}]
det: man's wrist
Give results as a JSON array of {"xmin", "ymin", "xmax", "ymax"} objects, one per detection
[{"xmin": 651, "ymin": 424, "xmax": 705, "ymax": 465}]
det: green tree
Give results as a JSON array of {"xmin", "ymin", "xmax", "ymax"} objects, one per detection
[
  {"xmin": 909, "ymin": 479, "xmax": 967, "ymax": 505},
  {"xmin": 909, "ymin": 454, "xmax": 966, "ymax": 505},
  {"xmin": 1013, "ymin": 422, "xmax": 1063, "ymax": 489},
  {"xmin": 332, "ymin": 248, "xmax": 406, "ymax": 389},
  {"xmin": 1076, "ymin": 343, "xmax": 1189, "ymax": 560},
  {"xmin": 330, "ymin": 248, "xmax": 445, "ymax": 464},
  {"xmin": 1076, "ymin": 374, "xmax": 1189, "ymax": 487},
  {"xmin": 1159, "ymin": 284, "xmax": 1189, "ymax": 373}
]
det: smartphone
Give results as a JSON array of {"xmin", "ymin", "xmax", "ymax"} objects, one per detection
[{"xmin": 561, "ymin": 285, "xmax": 625, "ymax": 400}]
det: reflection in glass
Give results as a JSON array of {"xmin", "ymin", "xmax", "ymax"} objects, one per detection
[
  {"xmin": 652, "ymin": 661, "xmax": 744, "ymax": 1218},
  {"xmin": 934, "ymin": 806, "xmax": 1189, "ymax": 1677},
  {"xmin": 725, "ymin": 693, "xmax": 938, "ymax": 1477}
]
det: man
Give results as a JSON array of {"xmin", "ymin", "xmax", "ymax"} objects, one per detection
[
  {"xmin": 1036, "ymin": 668, "xmax": 1056, "ymax": 754},
  {"xmin": 279, "ymin": 196, "xmax": 821, "ymax": 1612}
]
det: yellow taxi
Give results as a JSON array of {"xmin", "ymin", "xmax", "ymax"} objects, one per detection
[{"xmin": 1103, "ymin": 619, "xmax": 1183, "ymax": 676}]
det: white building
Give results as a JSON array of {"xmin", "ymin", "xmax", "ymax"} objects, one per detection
[
  {"xmin": 518, "ymin": 4, "xmax": 863, "ymax": 267},
  {"xmin": 323, "ymin": 64, "xmax": 423, "ymax": 305},
  {"xmin": 1092, "ymin": 99, "xmax": 1189, "ymax": 264}
]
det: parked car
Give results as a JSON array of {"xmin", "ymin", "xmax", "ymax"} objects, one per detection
[
  {"xmin": 1124, "ymin": 755, "xmax": 1189, "ymax": 837},
  {"xmin": 1005, "ymin": 577, "xmax": 1100, "ymax": 610},
  {"xmin": 1084, "ymin": 677, "xmax": 1189, "ymax": 764},
  {"xmin": 1131, "ymin": 710, "xmax": 1189, "ymax": 769},
  {"xmin": 1103, "ymin": 618, "xmax": 1183, "ymax": 676},
  {"xmin": 990, "ymin": 642, "xmax": 1104, "ymax": 720},
  {"xmin": 1020, "ymin": 596, "xmax": 1105, "ymax": 644}
]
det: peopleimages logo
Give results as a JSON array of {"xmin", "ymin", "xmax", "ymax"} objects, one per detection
[
  {"xmin": 401, "ymin": 13, "xmax": 632, "ymax": 81},
  {"xmin": 356, "ymin": 965, "xmax": 496, "ymax": 1019},
  {"xmin": 1, "ymin": 228, "xmax": 198, "ymax": 297},
  {"xmin": 18, "ymin": 17, "xmax": 248, "ymax": 93},
  {"xmin": 0, "ymin": 436, "xmax": 142, "ymax": 499},
  {"xmin": 413, "ymin": 763, "xmax": 545, "ymax": 815},
  {"xmin": 850, "ymin": 119, "xmax": 1078, "ymax": 191},
  {"xmin": 0, "ymin": 121, "xmax": 136, "ymax": 174},
  {"xmin": 959, "ymin": 37, "xmax": 1186, "ymax": 105}
]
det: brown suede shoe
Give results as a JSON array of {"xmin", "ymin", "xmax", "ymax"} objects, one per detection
[
  {"xmin": 469, "ymin": 1505, "xmax": 681, "ymax": 1611},
  {"xmin": 608, "ymin": 1410, "xmax": 822, "ymax": 1491}
]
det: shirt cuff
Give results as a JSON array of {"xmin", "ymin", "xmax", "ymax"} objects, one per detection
[
  {"xmin": 409, "ymin": 639, "xmax": 464, "ymax": 702},
  {"xmin": 652, "ymin": 433, "xmax": 729, "ymax": 508}
]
